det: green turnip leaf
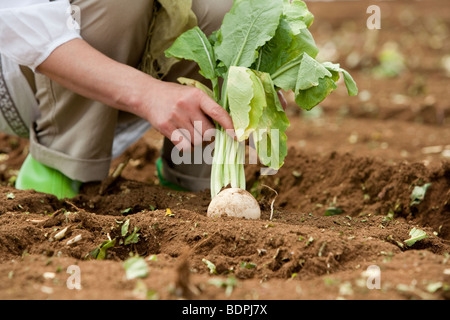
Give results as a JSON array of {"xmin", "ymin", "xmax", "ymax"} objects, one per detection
[
  {"xmin": 256, "ymin": 19, "xmax": 294, "ymax": 74},
  {"xmin": 322, "ymin": 62, "xmax": 358, "ymax": 96},
  {"xmin": 227, "ymin": 66, "xmax": 266, "ymax": 141},
  {"xmin": 283, "ymin": 0, "xmax": 314, "ymax": 33},
  {"xmin": 257, "ymin": 0, "xmax": 318, "ymax": 75},
  {"xmin": 341, "ymin": 69, "xmax": 358, "ymax": 96},
  {"xmin": 295, "ymin": 76, "xmax": 337, "ymax": 111},
  {"xmin": 252, "ymin": 72, "xmax": 289, "ymax": 169},
  {"xmin": 271, "ymin": 52, "xmax": 331, "ymax": 94},
  {"xmin": 214, "ymin": 0, "xmax": 283, "ymax": 68},
  {"xmin": 177, "ymin": 77, "xmax": 214, "ymax": 99},
  {"xmin": 271, "ymin": 54, "xmax": 304, "ymax": 92},
  {"xmin": 165, "ymin": 26, "xmax": 217, "ymax": 81},
  {"xmin": 296, "ymin": 53, "xmax": 332, "ymax": 91}
]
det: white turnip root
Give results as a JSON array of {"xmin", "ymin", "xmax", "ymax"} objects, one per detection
[{"xmin": 207, "ymin": 188, "xmax": 261, "ymax": 220}]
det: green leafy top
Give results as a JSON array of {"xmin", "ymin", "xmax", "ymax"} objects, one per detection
[{"xmin": 166, "ymin": 26, "xmax": 217, "ymax": 81}]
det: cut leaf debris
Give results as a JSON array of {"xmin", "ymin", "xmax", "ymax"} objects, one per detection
[
  {"xmin": 6, "ymin": 192, "xmax": 15, "ymax": 200},
  {"xmin": 124, "ymin": 256, "xmax": 149, "ymax": 280},
  {"xmin": 54, "ymin": 226, "xmax": 70, "ymax": 241},
  {"xmin": 165, "ymin": 208, "xmax": 175, "ymax": 217},
  {"xmin": 240, "ymin": 262, "xmax": 257, "ymax": 269},
  {"xmin": 121, "ymin": 219, "xmax": 130, "ymax": 237},
  {"xmin": 208, "ymin": 276, "xmax": 238, "ymax": 297},
  {"xmin": 324, "ymin": 207, "xmax": 344, "ymax": 216},
  {"xmin": 90, "ymin": 239, "xmax": 116, "ymax": 260},
  {"xmin": 66, "ymin": 234, "xmax": 82, "ymax": 246},
  {"xmin": 410, "ymin": 183, "xmax": 432, "ymax": 206},
  {"xmin": 124, "ymin": 226, "xmax": 140, "ymax": 245},
  {"xmin": 99, "ymin": 158, "xmax": 130, "ymax": 195},
  {"xmin": 202, "ymin": 258, "xmax": 218, "ymax": 275},
  {"xmin": 404, "ymin": 228, "xmax": 428, "ymax": 247}
]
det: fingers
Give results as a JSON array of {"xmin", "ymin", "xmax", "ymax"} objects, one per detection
[
  {"xmin": 190, "ymin": 113, "xmax": 216, "ymax": 142},
  {"xmin": 198, "ymin": 94, "xmax": 235, "ymax": 133},
  {"xmin": 277, "ymin": 90, "xmax": 288, "ymax": 111},
  {"xmin": 171, "ymin": 128, "xmax": 193, "ymax": 152},
  {"xmin": 171, "ymin": 110, "xmax": 215, "ymax": 152},
  {"xmin": 158, "ymin": 120, "xmax": 192, "ymax": 152},
  {"xmin": 159, "ymin": 87, "xmax": 237, "ymax": 152}
]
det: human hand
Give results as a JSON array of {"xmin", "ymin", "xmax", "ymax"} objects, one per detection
[
  {"xmin": 143, "ymin": 83, "xmax": 288, "ymax": 152},
  {"xmin": 142, "ymin": 81, "xmax": 235, "ymax": 152}
]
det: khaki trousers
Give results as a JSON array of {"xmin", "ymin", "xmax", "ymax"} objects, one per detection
[{"xmin": 30, "ymin": 0, "xmax": 232, "ymax": 189}]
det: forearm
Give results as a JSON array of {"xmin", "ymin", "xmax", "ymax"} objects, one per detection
[
  {"xmin": 36, "ymin": 38, "xmax": 156, "ymax": 120},
  {"xmin": 37, "ymin": 38, "xmax": 234, "ymax": 151}
]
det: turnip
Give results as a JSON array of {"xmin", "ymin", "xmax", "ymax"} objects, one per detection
[
  {"xmin": 207, "ymin": 188, "xmax": 261, "ymax": 220},
  {"xmin": 166, "ymin": 0, "xmax": 358, "ymax": 200}
]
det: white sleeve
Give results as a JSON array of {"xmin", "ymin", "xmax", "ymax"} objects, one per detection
[{"xmin": 0, "ymin": 0, "xmax": 82, "ymax": 71}]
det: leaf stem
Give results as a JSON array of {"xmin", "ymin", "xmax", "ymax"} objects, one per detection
[{"xmin": 270, "ymin": 54, "xmax": 303, "ymax": 80}]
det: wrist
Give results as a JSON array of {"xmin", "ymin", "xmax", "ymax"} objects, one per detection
[{"xmin": 115, "ymin": 69, "xmax": 159, "ymax": 120}]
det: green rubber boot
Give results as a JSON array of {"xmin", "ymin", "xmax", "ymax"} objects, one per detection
[
  {"xmin": 15, "ymin": 154, "xmax": 81, "ymax": 199},
  {"xmin": 156, "ymin": 157, "xmax": 187, "ymax": 191}
]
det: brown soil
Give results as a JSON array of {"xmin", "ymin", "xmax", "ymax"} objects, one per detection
[{"xmin": 0, "ymin": 0, "xmax": 449, "ymax": 301}]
